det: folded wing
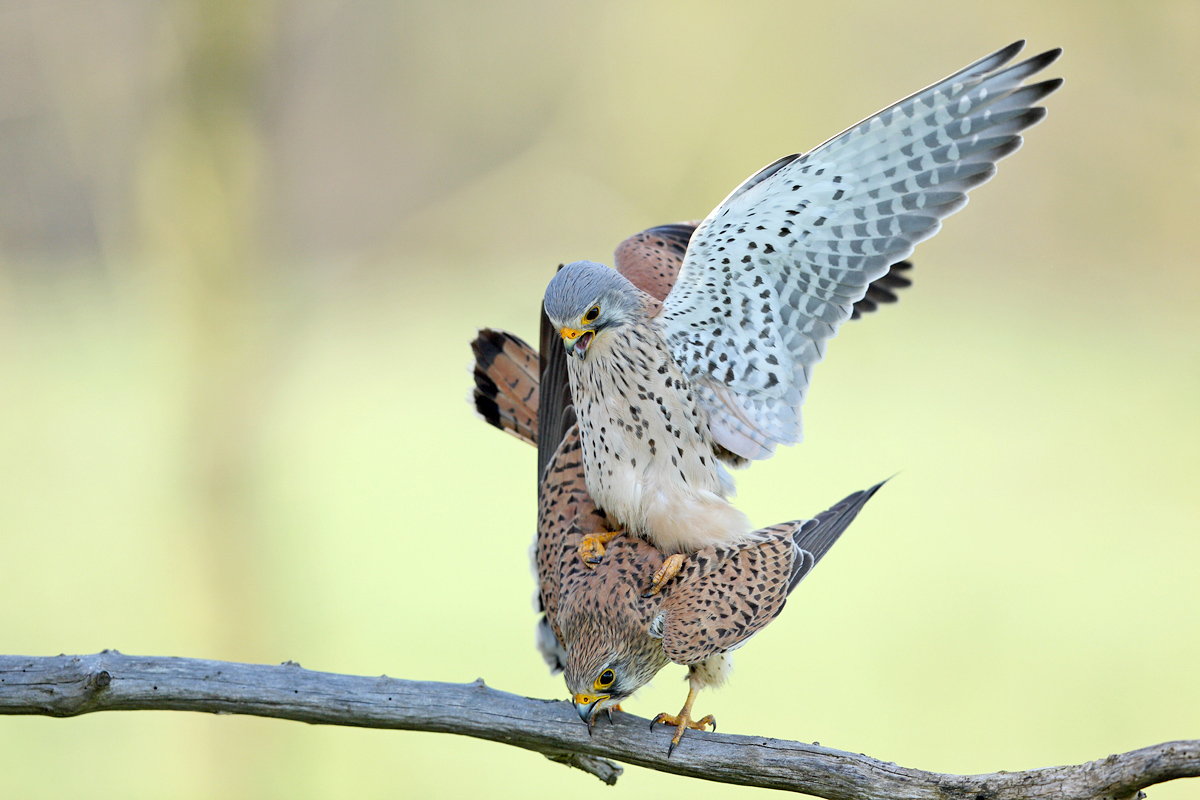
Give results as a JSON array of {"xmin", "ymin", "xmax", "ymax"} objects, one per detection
[{"xmin": 660, "ymin": 481, "xmax": 885, "ymax": 664}]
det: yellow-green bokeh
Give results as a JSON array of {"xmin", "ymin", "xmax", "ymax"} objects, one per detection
[{"xmin": 1, "ymin": 2, "xmax": 1198, "ymax": 798}]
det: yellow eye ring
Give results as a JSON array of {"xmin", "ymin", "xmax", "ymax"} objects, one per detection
[
  {"xmin": 583, "ymin": 305, "xmax": 600, "ymax": 324},
  {"xmin": 594, "ymin": 669, "xmax": 615, "ymax": 690}
]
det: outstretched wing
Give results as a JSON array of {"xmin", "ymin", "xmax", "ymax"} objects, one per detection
[{"xmin": 655, "ymin": 41, "xmax": 1062, "ymax": 460}]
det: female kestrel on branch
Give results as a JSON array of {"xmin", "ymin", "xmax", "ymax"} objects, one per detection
[
  {"xmin": 472, "ymin": 313, "xmax": 882, "ymax": 755},
  {"xmin": 541, "ymin": 41, "xmax": 1061, "ymax": 592},
  {"xmin": 471, "ymin": 221, "xmax": 899, "ymax": 751}
]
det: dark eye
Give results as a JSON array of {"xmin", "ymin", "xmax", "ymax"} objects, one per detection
[
  {"xmin": 597, "ymin": 669, "xmax": 615, "ymax": 688},
  {"xmin": 583, "ymin": 305, "xmax": 600, "ymax": 323}
]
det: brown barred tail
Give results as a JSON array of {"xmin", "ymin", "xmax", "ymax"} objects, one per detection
[{"xmin": 471, "ymin": 328, "xmax": 540, "ymax": 446}]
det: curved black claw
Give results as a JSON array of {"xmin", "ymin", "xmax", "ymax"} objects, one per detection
[{"xmin": 640, "ymin": 583, "xmax": 666, "ymax": 599}]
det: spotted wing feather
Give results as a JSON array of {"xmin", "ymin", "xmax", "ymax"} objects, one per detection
[
  {"xmin": 661, "ymin": 482, "xmax": 884, "ymax": 664},
  {"xmin": 659, "ymin": 527, "xmax": 799, "ymax": 665},
  {"xmin": 535, "ymin": 428, "xmax": 612, "ymax": 654},
  {"xmin": 614, "ymin": 222, "xmax": 698, "ymax": 305},
  {"xmin": 656, "ymin": 41, "xmax": 1062, "ymax": 460}
]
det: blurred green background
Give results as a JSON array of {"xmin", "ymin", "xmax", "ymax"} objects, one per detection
[{"xmin": 1, "ymin": 1, "xmax": 1198, "ymax": 798}]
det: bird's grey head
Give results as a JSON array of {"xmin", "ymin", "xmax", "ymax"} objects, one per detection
[{"xmin": 543, "ymin": 261, "xmax": 641, "ymax": 361}]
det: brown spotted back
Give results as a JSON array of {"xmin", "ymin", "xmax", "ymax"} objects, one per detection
[
  {"xmin": 536, "ymin": 426, "xmax": 880, "ymax": 691},
  {"xmin": 535, "ymin": 429, "xmax": 611, "ymax": 642},
  {"xmin": 660, "ymin": 482, "xmax": 885, "ymax": 664},
  {"xmin": 660, "ymin": 523, "xmax": 803, "ymax": 665}
]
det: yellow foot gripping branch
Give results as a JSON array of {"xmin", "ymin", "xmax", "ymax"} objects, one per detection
[{"xmin": 651, "ymin": 685, "xmax": 715, "ymax": 756}]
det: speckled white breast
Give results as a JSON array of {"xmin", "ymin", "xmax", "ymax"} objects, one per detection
[{"xmin": 567, "ymin": 318, "xmax": 751, "ymax": 554}]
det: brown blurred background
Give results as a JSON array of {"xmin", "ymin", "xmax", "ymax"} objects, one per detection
[{"xmin": 1, "ymin": 2, "xmax": 1198, "ymax": 798}]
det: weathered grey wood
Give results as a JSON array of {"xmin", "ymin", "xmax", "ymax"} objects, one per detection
[{"xmin": 1, "ymin": 651, "xmax": 1196, "ymax": 798}]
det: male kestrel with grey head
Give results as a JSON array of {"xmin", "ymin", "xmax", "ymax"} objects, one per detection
[
  {"xmin": 471, "ymin": 221, "xmax": 898, "ymax": 751},
  {"xmin": 542, "ymin": 41, "xmax": 1061, "ymax": 592},
  {"xmin": 472, "ymin": 319, "xmax": 882, "ymax": 755}
]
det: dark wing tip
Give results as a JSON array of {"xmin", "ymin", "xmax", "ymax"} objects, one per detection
[
  {"xmin": 999, "ymin": 45, "xmax": 1064, "ymax": 85},
  {"xmin": 791, "ymin": 478, "xmax": 890, "ymax": 570},
  {"xmin": 1032, "ymin": 46, "xmax": 1064, "ymax": 68},
  {"xmin": 1000, "ymin": 39, "xmax": 1026, "ymax": 57},
  {"xmin": 851, "ymin": 259, "xmax": 915, "ymax": 321},
  {"xmin": 974, "ymin": 40, "xmax": 1026, "ymax": 74},
  {"xmin": 643, "ymin": 222, "xmax": 698, "ymax": 243},
  {"xmin": 1038, "ymin": 76, "xmax": 1065, "ymax": 96}
]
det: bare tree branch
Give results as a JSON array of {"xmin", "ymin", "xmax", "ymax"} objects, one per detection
[{"xmin": 1, "ymin": 652, "xmax": 1196, "ymax": 798}]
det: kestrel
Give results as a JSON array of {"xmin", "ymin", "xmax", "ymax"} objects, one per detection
[
  {"xmin": 542, "ymin": 432, "xmax": 883, "ymax": 755},
  {"xmin": 471, "ymin": 226, "xmax": 899, "ymax": 752},
  {"xmin": 472, "ymin": 323, "xmax": 882, "ymax": 754},
  {"xmin": 542, "ymin": 41, "xmax": 1061, "ymax": 590}
]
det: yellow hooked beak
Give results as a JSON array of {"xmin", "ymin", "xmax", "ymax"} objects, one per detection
[
  {"xmin": 560, "ymin": 326, "xmax": 595, "ymax": 360},
  {"xmin": 573, "ymin": 692, "xmax": 610, "ymax": 732}
]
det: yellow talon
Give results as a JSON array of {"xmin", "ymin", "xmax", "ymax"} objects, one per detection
[
  {"xmin": 651, "ymin": 685, "xmax": 715, "ymax": 756},
  {"xmin": 577, "ymin": 528, "xmax": 620, "ymax": 567},
  {"xmin": 644, "ymin": 553, "xmax": 686, "ymax": 596}
]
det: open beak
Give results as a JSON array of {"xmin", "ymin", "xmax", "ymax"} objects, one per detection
[
  {"xmin": 572, "ymin": 693, "xmax": 609, "ymax": 733},
  {"xmin": 560, "ymin": 327, "xmax": 595, "ymax": 361}
]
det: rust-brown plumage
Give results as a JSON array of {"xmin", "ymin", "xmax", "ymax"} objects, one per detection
[
  {"xmin": 509, "ymin": 331, "xmax": 881, "ymax": 750},
  {"xmin": 470, "ymin": 328, "xmax": 540, "ymax": 444},
  {"xmin": 471, "ymin": 223, "xmax": 896, "ymax": 752}
]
